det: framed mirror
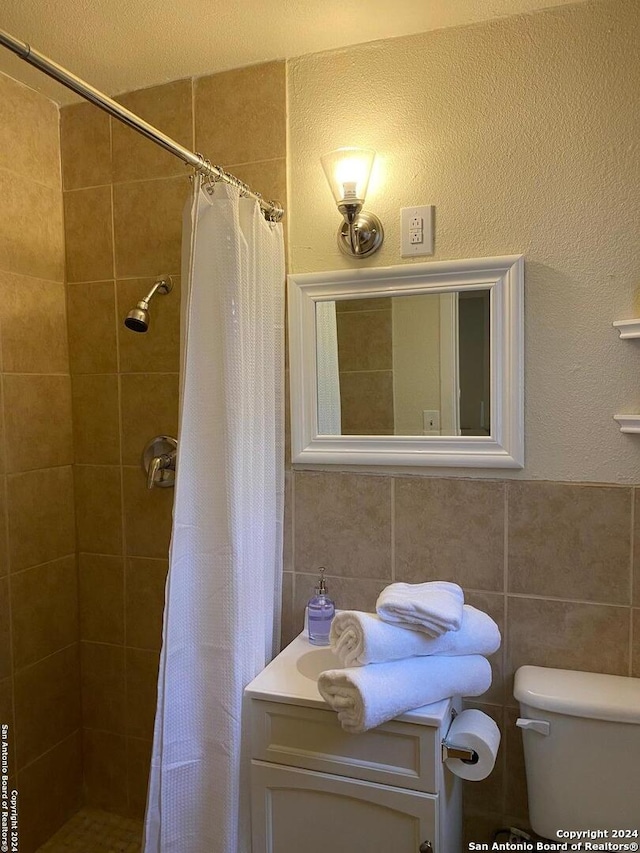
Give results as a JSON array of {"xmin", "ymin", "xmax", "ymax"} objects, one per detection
[{"xmin": 288, "ymin": 255, "xmax": 524, "ymax": 468}]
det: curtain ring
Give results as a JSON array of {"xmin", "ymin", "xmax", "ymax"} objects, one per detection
[
  {"xmin": 266, "ymin": 200, "xmax": 284, "ymax": 223},
  {"xmin": 201, "ymin": 159, "xmax": 219, "ymax": 194}
]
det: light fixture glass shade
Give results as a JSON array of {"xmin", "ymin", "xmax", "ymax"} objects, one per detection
[{"xmin": 320, "ymin": 147, "xmax": 376, "ymax": 206}]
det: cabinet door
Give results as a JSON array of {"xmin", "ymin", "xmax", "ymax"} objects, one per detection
[{"xmin": 251, "ymin": 760, "xmax": 437, "ymax": 853}]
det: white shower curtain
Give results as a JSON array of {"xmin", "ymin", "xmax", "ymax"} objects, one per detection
[
  {"xmin": 315, "ymin": 300, "xmax": 342, "ymax": 435},
  {"xmin": 143, "ymin": 177, "xmax": 285, "ymax": 853}
]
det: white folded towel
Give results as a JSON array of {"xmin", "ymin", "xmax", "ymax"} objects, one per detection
[
  {"xmin": 317, "ymin": 654, "xmax": 492, "ymax": 733},
  {"xmin": 376, "ymin": 581, "xmax": 464, "ymax": 636},
  {"xmin": 330, "ymin": 605, "xmax": 501, "ymax": 667}
]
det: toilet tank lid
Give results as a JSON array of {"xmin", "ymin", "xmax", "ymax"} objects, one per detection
[{"xmin": 514, "ymin": 666, "xmax": 640, "ymax": 724}]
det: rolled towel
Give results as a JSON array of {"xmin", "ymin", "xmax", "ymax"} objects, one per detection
[
  {"xmin": 331, "ymin": 605, "xmax": 501, "ymax": 667},
  {"xmin": 318, "ymin": 654, "xmax": 492, "ymax": 733},
  {"xmin": 376, "ymin": 581, "xmax": 464, "ymax": 636}
]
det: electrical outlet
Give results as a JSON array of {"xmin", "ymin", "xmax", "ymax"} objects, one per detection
[
  {"xmin": 423, "ymin": 409, "xmax": 440, "ymax": 435},
  {"xmin": 401, "ymin": 206, "xmax": 434, "ymax": 257}
]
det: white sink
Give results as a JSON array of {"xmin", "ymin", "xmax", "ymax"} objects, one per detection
[
  {"xmin": 244, "ymin": 633, "xmax": 340, "ymax": 709},
  {"xmin": 296, "ymin": 647, "xmax": 341, "ymax": 681}
]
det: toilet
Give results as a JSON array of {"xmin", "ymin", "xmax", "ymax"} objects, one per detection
[{"xmin": 514, "ymin": 665, "xmax": 640, "ymax": 838}]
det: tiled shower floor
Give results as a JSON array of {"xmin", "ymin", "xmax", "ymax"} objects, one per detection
[{"xmin": 36, "ymin": 808, "xmax": 142, "ymax": 853}]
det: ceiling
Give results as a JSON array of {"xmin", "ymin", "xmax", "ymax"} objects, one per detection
[{"xmin": 1, "ymin": 0, "xmax": 588, "ymax": 105}]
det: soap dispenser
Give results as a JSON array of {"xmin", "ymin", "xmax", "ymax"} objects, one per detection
[{"xmin": 307, "ymin": 567, "xmax": 335, "ymax": 646}]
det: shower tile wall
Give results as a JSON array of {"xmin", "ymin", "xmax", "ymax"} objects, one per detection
[
  {"xmin": 335, "ymin": 298, "xmax": 394, "ymax": 435},
  {"xmin": 0, "ymin": 72, "xmax": 81, "ymax": 852},
  {"xmin": 283, "ymin": 472, "xmax": 638, "ymax": 837},
  {"xmin": 60, "ymin": 61, "xmax": 286, "ymax": 817}
]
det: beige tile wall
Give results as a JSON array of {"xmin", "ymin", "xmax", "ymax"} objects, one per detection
[
  {"xmin": 335, "ymin": 298, "xmax": 394, "ymax": 434},
  {"xmin": 0, "ymin": 72, "xmax": 81, "ymax": 852},
  {"xmin": 60, "ymin": 60, "xmax": 287, "ymax": 818},
  {"xmin": 282, "ymin": 472, "xmax": 637, "ymax": 836}
]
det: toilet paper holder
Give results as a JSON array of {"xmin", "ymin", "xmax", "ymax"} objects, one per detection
[
  {"xmin": 441, "ymin": 708, "xmax": 480, "ymax": 764},
  {"xmin": 441, "ymin": 741, "xmax": 479, "ymax": 764}
]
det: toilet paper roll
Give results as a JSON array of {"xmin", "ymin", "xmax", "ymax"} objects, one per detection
[{"xmin": 444, "ymin": 709, "xmax": 501, "ymax": 781}]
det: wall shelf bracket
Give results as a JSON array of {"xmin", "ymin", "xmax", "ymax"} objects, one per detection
[
  {"xmin": 613, "ymin": 319, "xmax": 640, "ymax": 339},
  {"xmin": 613, "ymin": 415, "xmax": 640, "ymax": 434}
]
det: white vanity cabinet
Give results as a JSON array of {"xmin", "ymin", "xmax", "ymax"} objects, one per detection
[
  {"xmin": 245, "ymin": 635, "xmax": 462, "ymax": 853},
  {"xmin": 251, "ymin": 760, "xmax": 437, "ymax": 853}
]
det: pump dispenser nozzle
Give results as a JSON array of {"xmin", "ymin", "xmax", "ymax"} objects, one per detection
[
  {"xmin": 308, "ymin": 566, "xmax": 335, "ymax": 646},
  {"xmin": 316, "ymin": 567, "xmax": 328, "ymax": 595}
]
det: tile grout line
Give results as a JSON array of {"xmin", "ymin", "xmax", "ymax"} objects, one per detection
[
  {"xmin": 0, "ymin": 162, "xmax": 62, "ymax": 194},
  {"xmin": 8, "ymin": 551, "xmax": 77, "ymax": 578},
  {"xmin": 16, "ymin": 727, "xmax": 81, "ymax": 776},
  {"xmin": 11, "ymin": 639, "xmax": 79, "ymax": 678},
  {"xmin": 58, "ymin": 156, "xmax": 285, "ymax": 196},
  {"xmin": 68, "ymin": 274, "xmax": 181, "ymax": 286},
  {"xmin": 78, "ymin": 638, "xmax": 160, "ymax": 654},
  {"xmin": 0, "ymin": 372, "xmax": 79, "ymax": 378},
  {"xmin": 294, "ymin": 567, "xmax": 634, "ymax": 610},
  {"xmin": 0, "ymin": 267, "xmax": 66, "ymax": 286},
  {"xmin": 64, "ymin": 172, "xmax": 190, "ymax": 193}
]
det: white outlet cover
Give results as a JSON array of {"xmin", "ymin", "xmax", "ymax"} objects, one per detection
[{"xmin": 401, "ymin": 205, "xmax": 434, "ymax": 257}]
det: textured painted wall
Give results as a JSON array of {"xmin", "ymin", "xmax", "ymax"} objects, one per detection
[{"xmin": 287, "ymin": 0, "xmax": 640, "ymax": 482}]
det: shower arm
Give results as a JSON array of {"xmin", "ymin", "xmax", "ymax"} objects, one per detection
[
  {"xmin": 140, "ymin": 278, "xmax": 170, "ymax": 308},
  {"xmin": 0, "ymin": 28, "xmax": 284, "ymax": 222}
]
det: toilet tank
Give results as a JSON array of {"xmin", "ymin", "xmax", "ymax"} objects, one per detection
[{"xmin": 514, "ymin": 666, "xmax": 640, "ymax": 839}]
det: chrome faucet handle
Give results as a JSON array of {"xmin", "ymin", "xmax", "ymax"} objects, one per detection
[
  {"xmin": 147, "ymin": 455, "xmax": 164, "ymax": 490},
  {"xmin": 142, "ymin": 436, "xmax": 178, "ymax": 489},
  {"xmin": 147, "ymin": 451, "xmax": 177, "ymax": 489}
]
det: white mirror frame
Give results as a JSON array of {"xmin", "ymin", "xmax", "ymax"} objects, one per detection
[{"xmin": 288, "ymin": 255, "xmax": 524, "ymax": 468}]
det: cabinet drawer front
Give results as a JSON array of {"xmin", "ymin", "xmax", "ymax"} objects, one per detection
[
  {"xmin": 251, "ymin": 700, "xmax": 438, "ymax": 792},
  {"xmin": 251, "ymin": 760, "xmax": 437, "ymax": 853}
]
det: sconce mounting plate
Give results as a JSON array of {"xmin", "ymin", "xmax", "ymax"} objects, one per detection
[{"xmin": 337, "ymin": 211, "xmax": 384, "ymax": 258}]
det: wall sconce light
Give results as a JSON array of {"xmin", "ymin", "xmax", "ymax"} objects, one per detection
[{"xmin": 321, "ymin": 147, "xmax": 384, "ymax": 258}]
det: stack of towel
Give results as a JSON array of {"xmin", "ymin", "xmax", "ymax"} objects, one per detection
[{"xmin": 317, "ymin": 581, "xmax": 499, "ymax": 734}]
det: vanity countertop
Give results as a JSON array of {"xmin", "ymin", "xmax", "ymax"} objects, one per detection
[{"xmin": 245, "ymin": 631, "xmax": 451, "ymax": 728}]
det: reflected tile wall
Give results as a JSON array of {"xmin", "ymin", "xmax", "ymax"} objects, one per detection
[
  {"xmin": 288, "ymin": 473, "xmax": 635, "ymax": 832},
  {"xmin": 336, "ymin": 301, "xmax": 394, "ymax": 435},
  {"xmin": 60, "ymin": 61, "xmax": 287, "ymax": 819},
  {"xmin": 0, "ymin": 71, "xmax": 79, "ymax": 853}
]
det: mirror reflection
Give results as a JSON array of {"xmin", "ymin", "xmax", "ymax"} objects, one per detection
[{"xmin": 315, "ymin": 291, "xmax": 491, "ymax": 437}]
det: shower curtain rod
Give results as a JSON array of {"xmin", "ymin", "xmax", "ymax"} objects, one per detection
[{"xmin": 0, "ymin": 28, "xmax": 285, "ymax": 222}]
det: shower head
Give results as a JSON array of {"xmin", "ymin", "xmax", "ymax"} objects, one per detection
[
  {"xmin": 124, "ymin": 302, "xmax": 151, "ymax": 333},
  {"xmin": 124, "ymin": 276, "xmax": 173, "ymax": 333}
]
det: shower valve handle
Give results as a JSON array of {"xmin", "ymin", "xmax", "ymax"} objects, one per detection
[
  {"xmin": 147, "ymin": 452, "xmax": 176, "ymax": 489},
  {"xmin": 142, "ymin": 436, "xmax": 178, "ymax": 489}
]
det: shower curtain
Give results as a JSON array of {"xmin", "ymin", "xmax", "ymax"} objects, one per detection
[
  {"xmin": 315, "ymin": 300, "xmax": 342, "ymax": 435},
  {"xmin": 144, "ymin": 177, "xmax": 285, "ymax": 853}
]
